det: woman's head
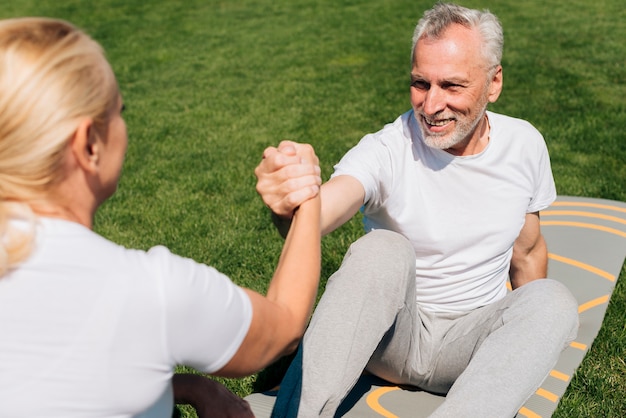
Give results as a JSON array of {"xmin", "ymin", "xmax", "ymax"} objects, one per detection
[
  {"xmin": 0, "ymin": 17, "xmax": 119, "ymax": 201},
  {"xmin": 0, "ymin": 17, "xmax": 120, "ymax": 274}
]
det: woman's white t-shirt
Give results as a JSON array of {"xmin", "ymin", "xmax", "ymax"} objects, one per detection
[{"xmin": 0, "ymin": 218, "xmax": 252, "ymax": 417}]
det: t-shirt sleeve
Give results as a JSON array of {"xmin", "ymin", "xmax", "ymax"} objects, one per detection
[
  {"xmin": 528, "ymin": 133, "xmax": 557, "ymax": 213},
  {"xmin": 331, "ymin": 133, "xmax": 392, "ymax": 208},
  {"xmin": 147, "ymin": 246, "xmax": 252, "ymax": 373}
]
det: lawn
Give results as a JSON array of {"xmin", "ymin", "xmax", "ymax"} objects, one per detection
[{"xmin": 1, "ymin": 0, "xmax": 624, "ymax": 416}]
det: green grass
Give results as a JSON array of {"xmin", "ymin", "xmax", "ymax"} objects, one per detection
[{"xmin": 2, "ymin": 0, "xmax": 624, "ymax": 416}]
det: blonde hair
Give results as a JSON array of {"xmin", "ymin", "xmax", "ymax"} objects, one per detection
[{"xmin": 0, "ymin": 17, "xmax": 118, "ymax": 276}]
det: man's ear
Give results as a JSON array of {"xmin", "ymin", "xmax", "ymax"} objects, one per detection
[
  {"xmin": 71, "ymin": 118, "xmax": 99, "ymax": 174},
  {"xmin": 488, "ymin": 65, "xmax": 503, "ymax": 103}
]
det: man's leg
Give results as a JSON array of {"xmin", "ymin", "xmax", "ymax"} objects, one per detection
[
  {"xmin": 271, "ymin": 230, "xmax": 417, "ymax": 418},
  {"xmin": 429, "ymin": 279, "xmax": 579, "ymax": 418}
]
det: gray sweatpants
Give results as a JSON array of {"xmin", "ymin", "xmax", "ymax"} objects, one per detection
[{"xmin": 272, "ymin": 230, "xmax": 579, "ymax": 418}]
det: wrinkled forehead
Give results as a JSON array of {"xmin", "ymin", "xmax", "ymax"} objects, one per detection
[{"xmin": 413, "ymin": 24, "xmax": 488, "ymax": 69}]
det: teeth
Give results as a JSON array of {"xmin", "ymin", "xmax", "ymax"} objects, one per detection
[{"xmin": 424, "ymin": 117, "xmax": 452, "ymax": 127}]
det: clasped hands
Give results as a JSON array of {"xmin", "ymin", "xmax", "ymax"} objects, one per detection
[{"xmin": 255, "ymin": 140, "xmax": 322, "ymax": 218}]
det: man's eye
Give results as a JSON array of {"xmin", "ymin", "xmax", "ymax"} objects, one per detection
[{"xmin": 411, "ymin": 80, "xmax": 429, "ymax": 90}]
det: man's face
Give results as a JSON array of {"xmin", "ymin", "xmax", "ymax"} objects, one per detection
[{"xmin": 410, "ymin": 24, "xmax": 502, "ymax": 156}]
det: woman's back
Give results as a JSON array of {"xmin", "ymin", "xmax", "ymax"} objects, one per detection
[{"xmin": 0, "ymin": 218, "xmax": 251, "ymax": 417}]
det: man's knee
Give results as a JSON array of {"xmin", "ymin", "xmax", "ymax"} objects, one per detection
[
  {"xmin": 338, "ymin": 229, "xmax": 415, "ymax": 295},
  {"xmin": 517, "ymin": 279, "xmax": 579, "ymax": 344},
  {"xmin": 352, "ymin": 229, "xmax": 415, "ymax": 264}
]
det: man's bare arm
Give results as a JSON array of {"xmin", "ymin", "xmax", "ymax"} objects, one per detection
[
  {"xmin": 255, "ymin": 141, "xmax": 364, "ymax": 237},
  {"xmin": 319, "ymin": 175, "xmax": 364, "ymax": 236},
  {"xmin": 509, "ymin": 211, "xmax": 548, "ymax": 289}
]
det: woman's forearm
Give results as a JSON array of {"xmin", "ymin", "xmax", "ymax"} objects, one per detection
[
  {"xmin": 216, "ymin": 194, "xmax": 321, "ymax": 377},
  {"xmin": 266, "ymin": 194, "xmax": 321, "ymax": 336}
]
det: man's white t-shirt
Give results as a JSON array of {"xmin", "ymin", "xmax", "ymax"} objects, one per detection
[
  {"xmin": 332, "ymin": 110, "xmax": 556, "ymax": 313},
  {"xmin": 0, "ymin": 218, "xmax": 252, "ymax": 417}
]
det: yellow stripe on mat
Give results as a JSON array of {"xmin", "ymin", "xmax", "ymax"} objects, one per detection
[
  {"xmin": 540, "ymin": 221, "xmax": 626, "ymax": 238},
  {"xmin": 548, "ymin": 253, "xmax": 615, "ymax": 282},
  {"xmin": 536, "ymin": 388, "xmax": 559, "ymax": 403},
  {"xmin": 366, "ymin": 387, "xmax": 400, "ymax": 418},
  {"xmin": 549, "ymin": 370, "xmax": 570, "ymax": 382},
  {"xmin": 518, "ymin": 406, "xmax": 542, "ymax": 418},
  {"xmin": 548, "ymin": 201, "xmax": 626, "ymax": 214},
  {"xmin": 542, "ymin": 210, "xmax": 626, "ymax": 226},
  {"xmin": 578, "ymin": 295, "xmax": 610, "ymax": 313}
]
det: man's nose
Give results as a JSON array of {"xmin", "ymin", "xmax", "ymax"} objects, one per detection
[{"xmin": 423, "ymin": 87, "xmax": 446, "ymax": 116}]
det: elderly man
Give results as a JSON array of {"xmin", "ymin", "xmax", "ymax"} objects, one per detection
[{"xmin": 255, "ymin": 3, "xmax": 579, "ymax": 417}]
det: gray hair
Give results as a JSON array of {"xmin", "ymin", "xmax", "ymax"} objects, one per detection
[{"xmin": 411, "ymin": 3, "xmax": 503, "ymax": 71}]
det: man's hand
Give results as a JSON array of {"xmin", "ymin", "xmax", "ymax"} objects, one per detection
[{"xmin": 255, "ymin": 140, "xmax": 321, "ymax": 218}]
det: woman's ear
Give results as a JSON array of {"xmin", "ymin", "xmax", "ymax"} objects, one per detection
[{"xmin": 71, "ymin": 118, "xmax": 99, "ymax": 174}]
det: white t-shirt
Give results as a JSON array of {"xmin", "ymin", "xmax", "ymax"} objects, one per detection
[
  {"xmin": 0, "ymin": 218, "xmax": 252, "ymax": 417},
  {"xmin": 332, "ymin": 110, "xmax": 556, "ymax": 313}
]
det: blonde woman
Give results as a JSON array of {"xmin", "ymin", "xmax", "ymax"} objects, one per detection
[{"xmin": 0, "ymin": 17, "xmax": 322, "ymax": 417}]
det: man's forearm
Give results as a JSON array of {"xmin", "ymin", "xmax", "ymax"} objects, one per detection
[{"xmin": 509, "ymin": 239, "xmax": 548, "ymax": 289}]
